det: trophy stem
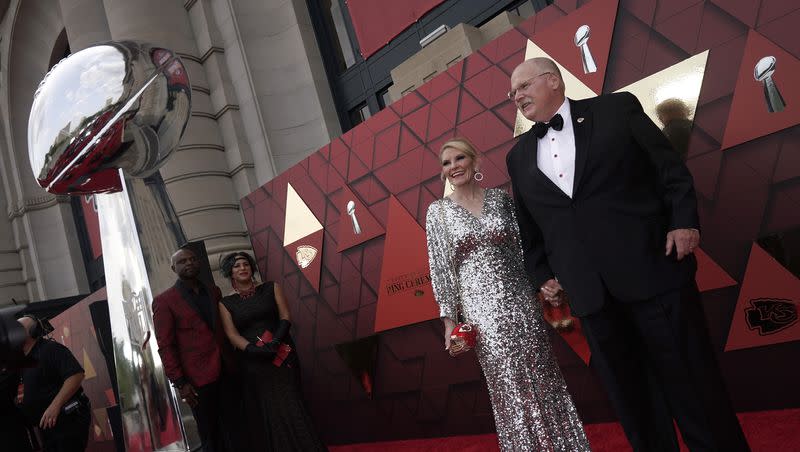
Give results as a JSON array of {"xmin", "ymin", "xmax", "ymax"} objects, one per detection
[
  {"xmin": 763, "ymin": 77, "xmax": 786, "ymax": 113},
  {"xmin": 97, "ymin": 171, "xmax": 192, "ymax": 452},
  {"xmin": 350, "ymin": 213, "xmax": 362, "ymax": 235},
  {"xmin": 580, "ymin": 44, "xmax": 597, "ymax": 74}
]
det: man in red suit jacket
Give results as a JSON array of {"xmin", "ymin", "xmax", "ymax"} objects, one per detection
[{"xmin": 153, "ymin": 247, "xmax": 226, "ymax": 452}]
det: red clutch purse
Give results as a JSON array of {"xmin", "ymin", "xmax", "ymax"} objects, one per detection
[
  {"xmin": 450, "ymin": 322, "xmax": 477, "ymax": 351},
  {"xmin": 255, "ymin": 330, "xmax": 292, "ymax": 367}
]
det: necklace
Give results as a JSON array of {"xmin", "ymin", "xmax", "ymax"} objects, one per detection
[{"xmin": 233, "ymin": 280, "xmax": 256, "ymax": 299}]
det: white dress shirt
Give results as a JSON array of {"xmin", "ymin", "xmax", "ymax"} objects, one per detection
[{"xmin": 536, "ymin": 99, "xmax": 576, "ymax": 197}]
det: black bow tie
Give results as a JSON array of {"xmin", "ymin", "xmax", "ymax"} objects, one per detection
[{"xmin": 531, "ymin": 113, "xmax": 564, "ymax": 139}]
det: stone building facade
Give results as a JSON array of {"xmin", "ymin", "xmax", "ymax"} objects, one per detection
[
  {"xmin": 0, "ymin": 0, "xmax": 341, "ymax": 305},
  {"xmin": 0, "ymin": 0, "xmax": 538, "ymax": 306}
]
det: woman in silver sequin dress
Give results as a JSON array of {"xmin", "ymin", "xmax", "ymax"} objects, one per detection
[{"xmin": 425, "ymin": 138, "xmax": 590, "ymax": 452}]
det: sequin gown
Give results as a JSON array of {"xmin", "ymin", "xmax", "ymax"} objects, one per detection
[
  {"xmin": 426, "ymin": 188, "xmax": 590, "ymax": 452},
  {"xmin": 221, "ymin": 283, "xmax": 327, "ymax": 451}
]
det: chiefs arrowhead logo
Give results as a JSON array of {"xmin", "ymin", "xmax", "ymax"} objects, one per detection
[{"xmin": 744, "ymin": 298, "xmax": 798, "ymax": 335}]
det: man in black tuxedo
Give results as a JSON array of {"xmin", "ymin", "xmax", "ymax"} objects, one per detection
[{"xmin": 505, "ymin": 57, "xmax": 749, "ymax": 451}]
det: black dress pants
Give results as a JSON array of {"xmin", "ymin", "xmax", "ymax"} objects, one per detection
[
  {"xmin": 580, "ymin": 282, "xmax": 750, "ymax": 452},
  {"xmin": 192, "ymin": 380, "xmax": 224, "ymax": 452},
  {"xmin": 41, "ymin": 406, "xmax": 91, "ymax": 452}
]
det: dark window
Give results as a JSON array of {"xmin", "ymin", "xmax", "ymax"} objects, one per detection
[
  {"xmin": 377, "ymin": 85, "xmax": 393, "ymax": 109},
  {"xmin": 508, "ymin": 0, "xmax": 537, "ymax": 18},
  {"xmin": 348, "ymin": 103, "xmax": 371, "ymax": 127}
]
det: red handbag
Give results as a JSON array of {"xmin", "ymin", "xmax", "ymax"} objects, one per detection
[
  {"xmin": 450, "ymin": 322, "xmax": 477, "ymax": 350},
  {"xmin": 255, "ymin": 330, "xmax": 292, "ymax": 367}
]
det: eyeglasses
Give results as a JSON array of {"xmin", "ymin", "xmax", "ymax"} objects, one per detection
[{"xmin": 507, "ymin": 72, "xmax": 552, "ymax": 100}]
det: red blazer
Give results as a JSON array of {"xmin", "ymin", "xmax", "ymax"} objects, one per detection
[{"xmin": 152, "ymin": 282, "xmax": 226, "ymax": 388}]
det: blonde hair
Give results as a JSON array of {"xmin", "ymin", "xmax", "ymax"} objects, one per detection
[{"xmin": 439, "ymin": 137, "xmax": 479, "ymax": 181}]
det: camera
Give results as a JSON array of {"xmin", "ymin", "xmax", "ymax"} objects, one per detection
[{"xmin": 0, "ymin": 305, "xmax": 28, "ymax": 369}]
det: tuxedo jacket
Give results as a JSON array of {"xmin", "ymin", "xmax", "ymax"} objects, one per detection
[
  {"xmin": 506, "ymin": 92, "xmax": 699, "ymax": 316},
  {"xmin": 152, "ymin": 282, "xmax": 226, "ymax": 388}
]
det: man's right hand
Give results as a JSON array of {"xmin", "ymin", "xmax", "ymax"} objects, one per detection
[{"xmin": 179, "ymin": 384, "xmax": 199, "ymax": 408}]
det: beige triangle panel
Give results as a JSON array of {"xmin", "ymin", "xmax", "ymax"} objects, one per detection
[
  {"xmin": 514, "ymin": 40, "xmax": 600, "ymax": 137},
  {"xmin": 443, "ymin": 180, "xmax": 454, "ymax": 198},
  {"xmin": 283, "ymin": 183, "xmax": 323, "ymax": 247},
  {"xmin": 82, "ymin": 349, "xmax": 97, "ymax": 380},
  {"xmin": 615, "ymin": 51, "xmax": 709, "ymax": 129}
]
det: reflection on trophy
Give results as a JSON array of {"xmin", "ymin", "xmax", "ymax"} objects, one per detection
[
  {"xmin": 754, "ymin": 56, "xmax": 786, "ymax": 113},
  {"xmin": 574, "ymin": 25, "xmax": 597, "ymax": 74},
  {"xmin": 296, "ymin": 245, "xmax": 319, "ymax": 269},
  {"xmin": 346, "ymin": 200, "xmax": 362, "ymax": 235}
]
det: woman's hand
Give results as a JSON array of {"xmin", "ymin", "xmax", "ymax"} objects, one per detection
[
  {"xmin": 442, "ymin": 317, "xmax": 456, "ymax": 351},
  {"xmin": 442, "ymin": 317, "xmax": 468, "ymax": 357},
  {"xmin": 448, "ymin": 337, "xmax": 468, "ymax": 357}
]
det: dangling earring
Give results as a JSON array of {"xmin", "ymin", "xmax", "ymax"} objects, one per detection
[
  {"xmin": 473, "ymin": 170, "xmax": 484, "ymax": 182},
  {"xmin": 449, "ymin": 181, "xmax": 456, "ymax": 191}
]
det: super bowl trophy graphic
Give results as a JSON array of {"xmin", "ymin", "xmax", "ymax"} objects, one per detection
[
  {"xmin": 346, "ymin": 200, "xmax": 362, "ymax": 235},
  {"xmin": 754, "ymin": 56, "xmax": 786, "ymax": 113},
  {"xmin": 574, "ymin": 25, "xmax": 597, "ymax": 74},
  {"xmin": 28, "ymin": 41, "xmax": 195, "ymax": 451}
]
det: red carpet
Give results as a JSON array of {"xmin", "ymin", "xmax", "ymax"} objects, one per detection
[{"xmin": 329, "ymin": 409, "xmax": 800, "ymax": 451}]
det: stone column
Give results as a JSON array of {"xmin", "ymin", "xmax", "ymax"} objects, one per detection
[
  {"xmin": 1, "ymin": 0, "xmax": 89, "ymax": 302},
  {"xmin": 222, "ymin": 0, "xmax": 341, "ymax": 174},
  {"xmin": 102, "ymin": 0, "xmax": 251, "ymax": 283},
  {"xmin": 58, "ymin": 0, "xmax": 111, "ymax": 52},
  {"xmin": 184, "ymin": 0, "xmax": 267, "ymax": 196}
]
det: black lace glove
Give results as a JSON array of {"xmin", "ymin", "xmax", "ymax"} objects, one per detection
[{"xmin": 273, "ymin": 319, "xmax": 291, "ymax": 342}]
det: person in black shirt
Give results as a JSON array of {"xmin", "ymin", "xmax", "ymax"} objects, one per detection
[{"xmin": 17, "ymin": 315, "xmax": 90, "ymax": 452}]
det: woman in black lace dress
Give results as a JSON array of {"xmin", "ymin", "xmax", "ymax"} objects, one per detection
[{"xmin": 218, "ymin": 251, "xmax": 327, "ymax": 451}]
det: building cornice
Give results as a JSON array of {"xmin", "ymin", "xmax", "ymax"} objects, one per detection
[{"xmin": 7, "ymin": 194, "xmax": 69, "ymax": 220}]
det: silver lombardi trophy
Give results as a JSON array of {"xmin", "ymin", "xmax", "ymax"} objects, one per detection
[{"xmin": 28, "ymin": 41, "xmax": 195, "ymax": 451}]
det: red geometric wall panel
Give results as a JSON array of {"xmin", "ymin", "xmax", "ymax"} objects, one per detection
[
  {"xmin": 373, "ymin": 196, "xmax": 438, "ymax": 332},
  {"xmin": 695, "ymin": 247, "xmax": 738, "ymax": 292},
  {"xmin": 240, "ymin": 0, "xmax": 800, "ymax": 444},
  {"xmin": 81, "ymin": 195, "xmax": 103, "ymax": 259},
  {"xmin": 721, "ymin": 29, "xmax": 800, "ymax": 150},
  {"xmin": 725, "ymin": 243, "xmax": 800, "ymax": 351},
  {"xmin": 347, "ymin": 0, "xmax": 445, "ymax": 59},
  {"xmin": 48, "ymin": 292, "xmax": 124, "ymax": 451}
]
